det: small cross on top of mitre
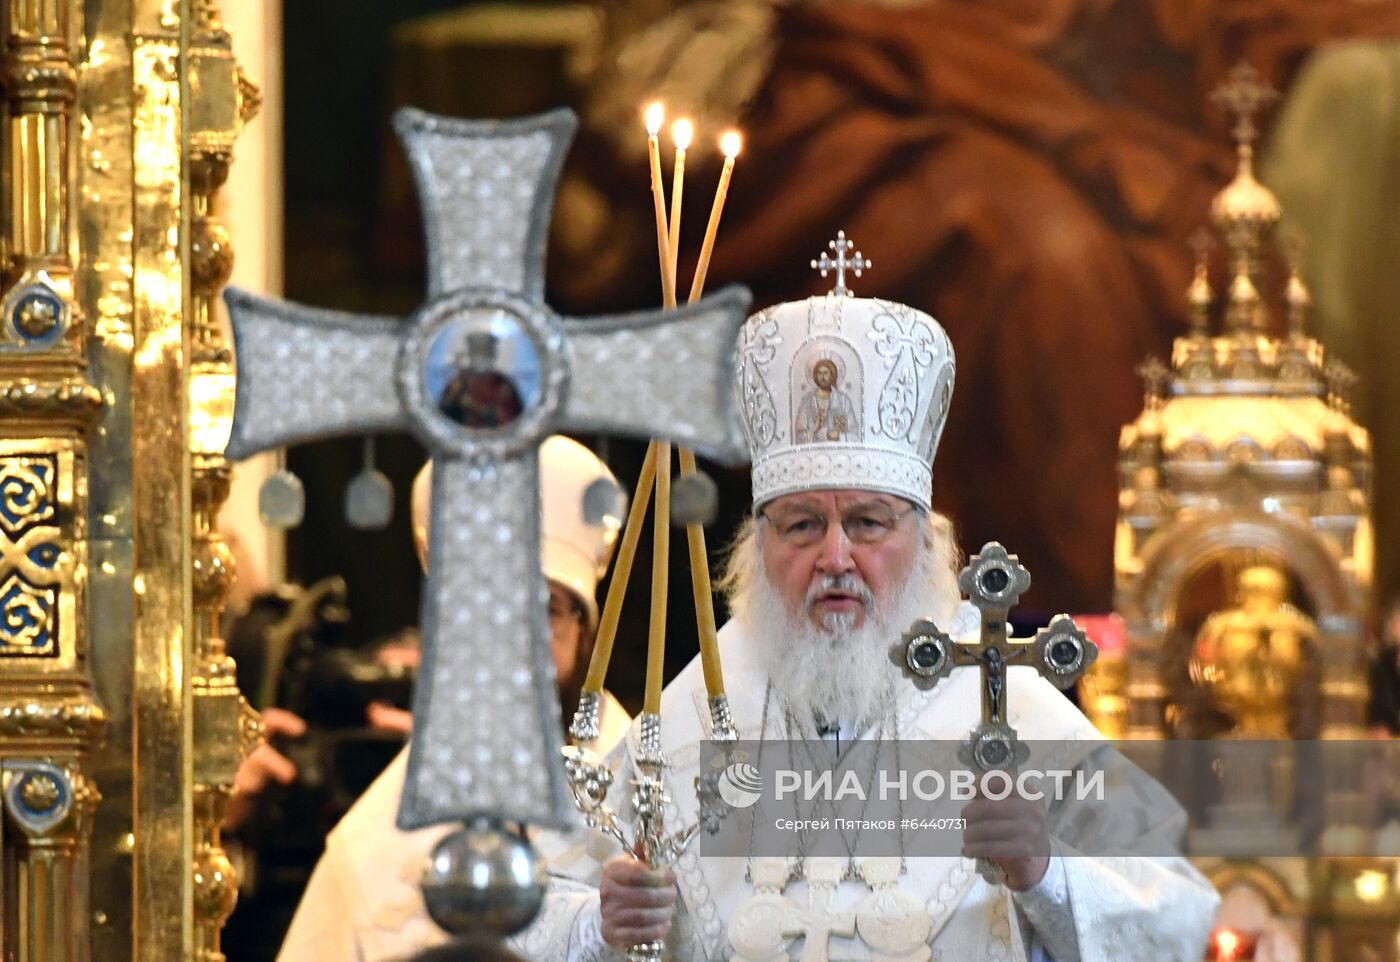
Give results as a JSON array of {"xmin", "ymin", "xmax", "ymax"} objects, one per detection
[{"xmin": 811, "ymin": 230, "xmax": 871, "ymax": 298}]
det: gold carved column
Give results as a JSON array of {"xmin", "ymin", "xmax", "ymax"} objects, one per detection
[
  {"xmin": 187, "ymin": 2, "xmax": 259, "ymax": 960},
  {"xmin": 68, "ymin": 0, "xmax": 258, "ymax": 956},
  {"xmin": 0, "ymin": 2, "xmax": 107, "ymax": 962}
]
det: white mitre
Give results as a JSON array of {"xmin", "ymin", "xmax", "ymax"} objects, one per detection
[
  {"xmin": 411, "ymin": 435, "xmax": 621, "ymax": 625},
  {"xmin": 735, "ymin": 274, "xmax": 955, "ymax": 510}
]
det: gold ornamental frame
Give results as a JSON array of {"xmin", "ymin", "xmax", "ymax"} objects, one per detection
[
  {"xmin": 1097, "ymin": 63, "xmax": 1398, "ymax": 962},
  {"xmin": 1103, "ymin": 65, "xmax": 1375, "ymax": 748},
  {"xmin": 0, "ymin": 0, "xmax": 257, "ymax": 958}
]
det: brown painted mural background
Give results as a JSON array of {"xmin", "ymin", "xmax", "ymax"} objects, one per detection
[{"xmin": 547, "ymin": 0, "xmax": 1400, "ymax": 613}]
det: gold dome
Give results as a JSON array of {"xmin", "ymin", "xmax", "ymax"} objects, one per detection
[
  {"xmin": 1210, "ymin": 150, "xmax": 1281, "ymax": 235},
  {"xmin": 1208, "ymin": 63, "xmax": 1282, "ymax": 262}
]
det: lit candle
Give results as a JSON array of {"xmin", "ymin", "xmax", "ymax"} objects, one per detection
[
  {"xmin": 645, "ymin": 102, "xmax": 676, "ymax": 308},
  {"xmin": 668, "ymin": 118, "xmax": 693, "ymax": 298},
  {"xmin": 679, "ymin": 127, "xmax": 743, "ymax": 699},
  {"xmin": 640, "ymin": 102, "xmax": 677, "ymax": 715},
  {"xmin": 1213, "ymin": 929, "xmax": 1242, "ymax": 962},
  {"xmin": 689, "ymin": 130, "xmax": 741, "ymax": 304}
]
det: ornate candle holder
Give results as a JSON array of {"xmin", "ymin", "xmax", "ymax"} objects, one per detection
[{"xmin": 562, "ymin": 713, "xmax": 730, "ymax": 962}]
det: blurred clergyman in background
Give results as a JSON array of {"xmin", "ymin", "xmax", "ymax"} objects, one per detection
[{"xmin": 274, "ymin": 435, "xmax": 633, "ymax": 961}]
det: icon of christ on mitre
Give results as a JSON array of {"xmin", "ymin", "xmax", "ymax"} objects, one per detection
[
  {"xmin": 792, "ymin": 356, "xmax": 858, "ymax": 444},
  {"xmin": 515, "ymin": 253, "xmax": 1220, "ymax": 962}
]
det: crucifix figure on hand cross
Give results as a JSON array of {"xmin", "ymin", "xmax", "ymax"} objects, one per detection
[
  {"xmin": 223, "ymin": 107, "xmax": 751, "ymax": 829},
  {"xmin": 891, "ymin": 542, "xmax": 1098, "ymax": 771}
]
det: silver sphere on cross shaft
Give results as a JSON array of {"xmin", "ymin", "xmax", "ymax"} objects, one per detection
[{"xmin": 421, "ymin": 817, "xmax": 546, "ymax": 937}]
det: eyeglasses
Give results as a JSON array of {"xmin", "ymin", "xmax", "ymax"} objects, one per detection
[{"xmin": 758, "ymin": 502, "xmax": 916, "ymax": 548}]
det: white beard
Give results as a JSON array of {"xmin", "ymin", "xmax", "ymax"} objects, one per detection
[{"xmin": 742, "ymin": 546, "xmax": 947, "ymax": 732}]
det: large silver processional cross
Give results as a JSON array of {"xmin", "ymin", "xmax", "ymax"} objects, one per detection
[{"xmin": 223, "ymin": 107, "xmax": 751, "ymax": 830}]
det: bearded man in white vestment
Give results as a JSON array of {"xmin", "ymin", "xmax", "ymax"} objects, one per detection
[
  {"xmin": 276, "ymin": 436, "xmax": 633, "ymax": 962},
  {"xmin": 513, "ymin": 289, "xmax": 1219, "ymax": 962}
]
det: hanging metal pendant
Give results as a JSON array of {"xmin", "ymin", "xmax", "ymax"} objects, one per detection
[
  {"xmin": 672, "ymin": 470, "xmax": 718, "ymax": 527},
  {"xmin": 582, "ymin": 474, "xmax": 626, "ymax": 529},
  {"xmin": 259, "ymin": 469, "xmax": 305, "ymax": 528},
  {"xmin": 345, "ymin": 436, "xmax": 394, "ymax": 530}
]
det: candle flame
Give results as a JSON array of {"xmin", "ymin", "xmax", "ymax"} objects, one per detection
[
  {"xmin": 1214, "ymin": 929, "xmax": 1241, "ymax": 962},
  {"xmin": 720, "ymin": 130, "xmax": 743, "ymax": 159},
  {"xmin": 1355, "ymin": 869, "xmax": 1389, "ymax": 903},
  {"xmin": 672, "ymin": 118, "xmax": 694, "ymax": 151},
  {"xmin": 645, "ymin": 102, "xmax": 665, "ymax": 136}
]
